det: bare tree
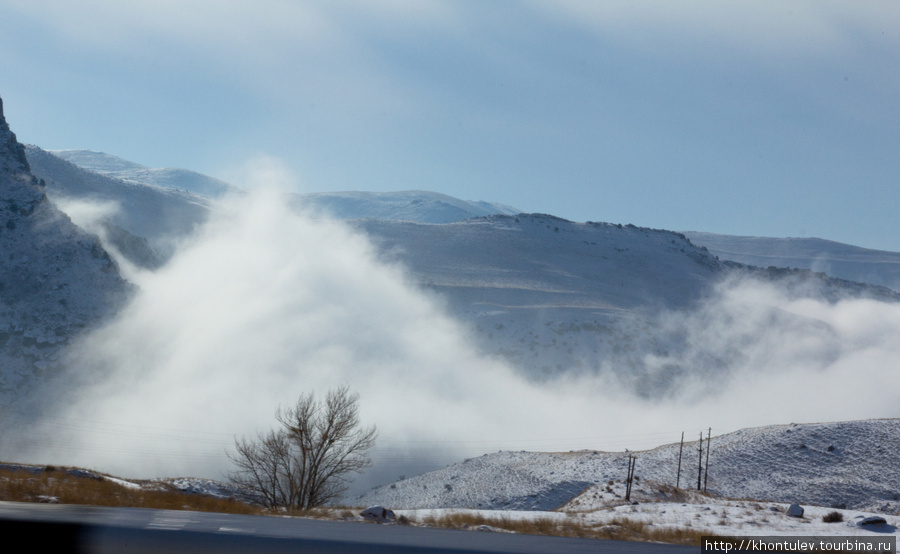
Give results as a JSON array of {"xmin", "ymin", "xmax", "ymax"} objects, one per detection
[{"xmin": 228, "ymin": 386, "xmax": 377, "ymax": 510}]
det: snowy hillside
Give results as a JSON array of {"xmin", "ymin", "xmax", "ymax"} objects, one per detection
[
  {"xmin": 354, "ymin": 216, "xmax": 897, "ymax": 383},
  {"xmin": 355, "ymin": 215, "xmax": 721, "ymax": 380},
  {"xmin": 50, "ymin": 149, "xmax": 239, "ymax": 199},
  {"xmin": 43, "ymin": 147, "xmax": 900, "ymax": 295},
  {"xmin": 26, "ymin": 145, "xmax": 213, "ymax": 260},
  {"xmin": 295, "ymin": 190, "xmax": 520, "ymax": 223},
  {"xmin": 0, "ymin": 99, "xmax": 130, "ymax": 416},
  {"xmin": 50, "ymin": 149, "xmax": 520, "ymax": 224},
  {"xmin": 360, "ymin": 419, "xmax": 900, "ymax": 514},
  {"xmin": 685, "ymin": 232, "xmax": 900, "ymax": 291},
  {"xmin": 20, "ymin": 147, "xmax": 900, "ymax": 390}
]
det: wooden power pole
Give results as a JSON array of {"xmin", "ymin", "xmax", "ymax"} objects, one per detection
[
  {"xmin": 704, "ymin": 427, "xmax": 711, "ymax": 492},
  {"xmin": 676, "ymin": 431, "xmax": 684, "ymax": 489},
  {"xmin": 697, "ymin": 432, "xmax": 703, "ymax": 490},
  {"xmin": 625, "ymin": 455, "xmax": 637, "ymax": 501}
]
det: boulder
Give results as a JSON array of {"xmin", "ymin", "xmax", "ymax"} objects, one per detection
[
  {"xmin": 858, "ymin": 516, "xmax": 887, "ymax": 526},
  {"xmin": 786, "ymin": 503, "xmax": 804, "ymax": 517},
  {"xmin": 360, "ymin": 506, "xmax": 396, "ymax": 523}
]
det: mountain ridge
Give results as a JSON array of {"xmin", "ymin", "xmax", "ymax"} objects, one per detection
[
  {"xmin": 41, "ymin": 147, "xmax": 900, "ymax": 293},
  {"xmin": 21, "ymin": 145, "xmax": 900, "ymax": 385},
  {"xmin": 685, "ymin": 231, "xmax": 900, "ymax": 291}
]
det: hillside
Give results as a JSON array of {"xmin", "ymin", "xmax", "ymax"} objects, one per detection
[
  {"xmin": 43, "ymin": 149, "xmax": 521, "ymax": 224},
  {"xmin": 294, "ymin": 190, "xmax": 520, "ymax": 223},
  {"xmin": 0, "ymin": 99, "xmax": 131, "ymax": 416},
  {"xmin": 49, "ymin": 149, "xmax": 239, "ymax": 199},
  {"xmin": 20, "ymin": 145, "xmax": 900, "ymax": 387},
  {"xmin": 355, "ymin": 216, "xmax": 898, "ymax": 384},
  {"xmin": 359, "ymin": 419, "xmax": 900, "ymax": 514},
  {"xmin": 25, "ymin": 145, "xmax": 213, "ymax": 262},
  {"xmin": 685, "ymin": 232, "xmax": 900, "ymax": 291}
]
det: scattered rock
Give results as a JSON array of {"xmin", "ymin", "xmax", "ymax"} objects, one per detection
[
  {"xmin": 360, "ymin": 506, "xmax": 396, "ymax": 523},
  {"xmin": 786, "ymin": 503, "xmax": 804, "ymax": 518},
  {"xmin": 859, "ymin": 516, "xmax": 887, "ymax": 526},
  {"xmin": 476, "ymin": 525, "xmax": 498, "ymax": 532}
]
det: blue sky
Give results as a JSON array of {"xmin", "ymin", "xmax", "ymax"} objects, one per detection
[{"xmin": 1, "ymin": 1, "xmax": 898, "ymax": 250}]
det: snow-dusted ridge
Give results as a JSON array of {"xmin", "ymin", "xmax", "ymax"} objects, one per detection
[
  {"xmin": 294, "ymin": 190, "xmax": 520, "ymax": 223},
  {"xmin": 49, "ymin": 149, "xmax": 239, "ymax": 199},
  {"xmin": 25, "ymin": 145, "xmax": 214, "ymax": 256},
  {"xmin": 360, "ymin": 419, "xmax": 900, "ymax": 515},
  {"xmin": 685, "ymin": 231, "xmax": 900, "ymax": 292},
  {"xmin": 22, "ymin": 146, "xmax": 900, "ymax": 387}
]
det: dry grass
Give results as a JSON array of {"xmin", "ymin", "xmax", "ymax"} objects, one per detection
[
  {"xmin": 413, "ymin": 511, "xmax": 711, "ymax": 545},
  {"xmin": 0, "ymin": 466, "xmax": 713, "ymax": 546},
  {"xmin": 0, "ymin": 467, "xmax": 261, "ymax": 515}
]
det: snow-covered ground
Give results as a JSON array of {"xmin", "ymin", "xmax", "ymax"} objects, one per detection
[
  {"xmin": 351, "ymin": 420, "xmax": 900, "ymax": 543},
  {"xmin": 360, "ymin": 420, "xmax": 900, "ymax": 515},
  {"xmin": 398, "ymin": 499, "xmax": 899, "ymax": 541}
]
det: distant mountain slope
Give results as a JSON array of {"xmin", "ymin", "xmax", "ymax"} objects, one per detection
[
  {"xmin": 685, "ymin": 232, "xmax": 900, "ymax": 291},
  {"xmin": 359, "ymin": 419, "xmax": 900, "ymax": 514},
  {"xmin": 25, "ymin": 145, "xmax": 213, "ymax": 261},
  {"xmin": 355, "ymin": 216, "xmax": 896, "ymax": 382},
  {"xmin": 295, "ymin": 190, "xmax": 520, "ymax": 223},
  {"xmin": 23, "ymin": 147, "xmax": 900, "ymax": 385},
  {"xmin": 357, "ymin": 215, "xmax": 721, "ymax": 380},
  {"xmin": 359, "ymin": 216, "xmax": 720, "ymax": 310},
  {"xmin": 51, "ymin": 149, "xmax": 520, "ymax": 224},
  {"xmin": 50, "ymin": 149, "xmax": 239, "ymax": 198},
  {"xmin": 0, "ymin": 99, "xmax": 131, "ymax": 414}
]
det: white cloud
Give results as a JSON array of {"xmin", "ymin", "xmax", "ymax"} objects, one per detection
[{"xmin": 538, "ymin": 0, "xmax": 900, "ymax": 60}]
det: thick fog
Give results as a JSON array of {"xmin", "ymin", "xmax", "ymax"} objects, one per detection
[{"xmin": 18, "ymin": 190, "xmax": 900, "ymax": 495}]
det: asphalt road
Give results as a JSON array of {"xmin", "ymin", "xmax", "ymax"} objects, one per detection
[{"xmin": 0, "ymin": 501, "xmax": 697, "ymax": 553}]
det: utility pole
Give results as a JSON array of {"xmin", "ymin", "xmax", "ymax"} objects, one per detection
[
  {"xmin": 704, "ymin": 427, "xmax": 711, "ymax": 492},
  {"xmin": 697, "ymin": 431, "xmax": 703, "ymax": 491},
  {"xmin": 676, "ymin": 431, "xmax": 684, "ymax": 489},
  {"xmin": 625, "ymin": 455, "xmax": 637, "ymax": 501}
]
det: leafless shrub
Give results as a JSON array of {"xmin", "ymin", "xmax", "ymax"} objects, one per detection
[{"xmin": 228, "ymin": 386, "xmax": 376, "ymax": 511}]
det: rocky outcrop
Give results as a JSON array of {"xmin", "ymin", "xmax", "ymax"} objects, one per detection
[{"xmin": 0, "ymin": 96, "xmax": 132, "ymax": 414}]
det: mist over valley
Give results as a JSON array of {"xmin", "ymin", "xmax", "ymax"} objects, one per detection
[{"xmin": 1, "ymin": 101, "xmax": 899, "ymax": 511}]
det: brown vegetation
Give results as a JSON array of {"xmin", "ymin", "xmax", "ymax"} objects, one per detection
[
  {"xmin": 412, "ymin": 511, "xmax": 711, "ymax": 545},
  {"xmin": 0, "ymin": 464, "xmax": 713, "ymax": 546},
  {"xmin": 0, "ymin": 467, "xmax": 260, "ymax": 515},
  {"xmin": 822, "ymin": 511, "xmax": 844, "ymax": 523}
]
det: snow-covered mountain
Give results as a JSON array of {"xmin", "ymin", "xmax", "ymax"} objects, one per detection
[
  {"xmin": 25, "ymin": 145, "xmax": 213, "ymax": 263},
  {"xmin": 294, "ymin": 190, "xmax": 520, "ymax": 223},
  {"xmin": 21, "ymin": 146, "xmax": 900, "ymax": 386},
  {"xmin": 359, "ymin": 419, "xmax": 900, "ymax": 514},
  {"xmin": 46, "ymin": 149, "xmax": 521, "ymax": 224},
  {"xmin": 352, "ymin": 216, "xmax": 897, "ymax": 383},
  {"xmin": 50, "ymin": 149, "xmax": 239, "ymax": 199},
  {"xmin": 26, "ymin": 148, "xmax": 523, "ymax": 266},
  {"xmin": 685, "ymin": 232, "xmax": 900, "ymax": 292},
  {"xmin": 0, "ymin": 99, "xmax": 130, "ymax": 415}
]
